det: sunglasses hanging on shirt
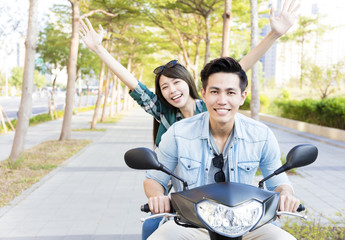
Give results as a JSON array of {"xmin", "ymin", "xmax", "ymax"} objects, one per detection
[{"xmin": 212, "ymin": 153, "xmax": 225, "ymax": 183}]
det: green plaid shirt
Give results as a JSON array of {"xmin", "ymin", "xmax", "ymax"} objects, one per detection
[{"xmin": 129, "ymin": 81, "xmax": 207, "ymax": 146}]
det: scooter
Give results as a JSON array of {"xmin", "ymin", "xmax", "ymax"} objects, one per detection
[{"xmin": 124, "ymin": 144, "xmax": 318, "ymax": 240}]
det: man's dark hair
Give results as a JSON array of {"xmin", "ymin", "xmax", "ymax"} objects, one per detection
[{"xmin": 200, "ymin": 57, "xmax": 248, "ymax": 93}]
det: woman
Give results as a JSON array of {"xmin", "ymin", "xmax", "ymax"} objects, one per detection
[{"xmin": 79, "ymin": 0, "xmax": 299, "ymax": 147}]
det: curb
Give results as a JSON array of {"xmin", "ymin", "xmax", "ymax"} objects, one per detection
[{"xmin": 239, "ymin": 110, "xmax": 345, "ymax": 146}]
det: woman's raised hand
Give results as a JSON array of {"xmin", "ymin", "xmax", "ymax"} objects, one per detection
[
  {"xmin": 270, "ymin": 0, "xmax": 301, "ymax": 37},
  {"xmin": 79, "ymin": 18, "xmax": 105, "ymax": 52}
]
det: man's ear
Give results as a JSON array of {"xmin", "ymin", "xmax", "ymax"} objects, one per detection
[
  {"xmin": 201, "ymin": 88, "xmax": 206, "ymax": 101},
  {"xmin": 240, "ymin": 91, "xmax": 247, "ymax": 106}
]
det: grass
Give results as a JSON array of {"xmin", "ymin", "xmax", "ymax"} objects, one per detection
[
  {"xmin": 282, "ymin": 211, "xmax": 345, "ymax": 239},
  {"xmin": 0, "ymin": 106, "xmax": 96, "ymax": 134},
  {"xmin": 0, "ymin": 139, "xmax": 91, "ymax": 208},
  {"xmin": 100, "ymin": 113, "xmax": 127, "ymax": 124}
]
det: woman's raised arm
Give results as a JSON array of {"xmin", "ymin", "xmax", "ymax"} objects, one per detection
[
  {"xmin": 239, "ymin": 0, "xmax": 300, "ymax": 72},
  {"xmin": 79, "ymin": 18, "xmax": 138, "ymax": 91}
]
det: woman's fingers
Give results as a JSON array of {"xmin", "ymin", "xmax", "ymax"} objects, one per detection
[
  {"xmin": 288, "ymin": 0, "xmax": 297, "ymax": 12},
  {"xmin": 84, "ymin": 18, "xmax": 94, "ymax": 31}
]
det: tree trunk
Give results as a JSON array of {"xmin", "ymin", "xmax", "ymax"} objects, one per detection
[
  {"xmin": 109, "ymin": 76, "xmax": 116, "ymax": 117},
  {"xmin": 59, "ymin": 0, "xmax": 80, "ymax": 140},
  {"xmin": 9, "ymin": 0, "xmax": 38, "ymax": 163},
  {"xmin": 250, "ymin": 0, "xmax": 260, "ymax": 121},
  {"xmin": 51, "ymin": 76, "xmax": 58, "ymax": 119},
  {"xmin": 85, "ymin": 84, "xmax": 89, "ymax": 106},
  {"xmin": 204, "ymin": 16, "xmax": 211, "ymax": 66},
  {"xmin": 100, "ymin": 67, "xmax": 110, "ymax": 121},
  {"xmin": 116, "ymin": 79, "xmax": 122, "ymax": 113},
  {"xmin": 193, "ymin": 41, "xmax": 201, "ymax": 88},
  {"xmin": 90, "ymin": 60, "xmax": 105, "ymax": 129},
  {"xmin": 123, "ymin": 55, "xmax": 132, "ymax": 111},
  {"xmin": 300, "ymin": 39, "xmax": 305, "ymax": 89},
  {"xmin": 221, "ymin": 0, "xmax": 232, "ymax": 57}
]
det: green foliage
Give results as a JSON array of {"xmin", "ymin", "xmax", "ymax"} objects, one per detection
[
  {"xmin": 240, "ymin": 93, "xmax": 271, "ymax": 113},
  {"xmin": 37, "ymin": 21, "xmax": 69, "ymax": 74},
  {"xmin": 306, "ymin": 61, "xmax": 345, "ymax": 99},
  {"xmin": 10, "ymin": 67, "xmax": 23, "ymax": 89},
  {"xmin": 282, "ymin": 212, "xmax": 345, "ymax": 240},
  {"xmin": 6, "ymin": 157, "xmax": 24, "ymax": 170},
  {"xmin": 274, "ymin": 97, "xmax": 345, "ymax": 130},
  {"xmin": 33, "ymin": 70, "xmax": 47, "ymax": 90},
  {"xmin": 8, "ymin": 68, "xmax": 46, "ymax": 91},
  {"xmin": 0, "ymin": 118, "xmax": 17, "ymax": 133},
  {"xmin": 0, "ymin": 71, "xmax": 5, "ymax": 87},
  {"xmin": 280, "ymin": 16, "xmax": 327, "ymax": 88},
  {"xmin": 29, "ymin": 111, "xmax": 64, "ymax": 126},
  {"xmin": 280, "ymin": 89, "xmax": 291, "ymax": 100}
]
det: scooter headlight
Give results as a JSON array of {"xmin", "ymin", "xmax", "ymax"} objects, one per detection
[{"xmin": 195, "ymin": 199, "xmax": 263, "ymax": 237}]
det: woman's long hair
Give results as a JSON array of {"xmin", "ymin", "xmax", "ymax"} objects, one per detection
[{"xmin": 153, "ymin": 63, "xmax": 199, "ymax": 146}]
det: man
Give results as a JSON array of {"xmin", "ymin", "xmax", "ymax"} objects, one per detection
[{"xmin": 144, "ymin": 57, "xmax": 299, "ymax": 240}]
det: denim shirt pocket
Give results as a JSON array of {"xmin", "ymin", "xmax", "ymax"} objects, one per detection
[
  {"xmin": 237, "ymin": 161, "xmax": 259, "ymax": 184},
  {"xmin": 178, "ymin": 157, "xmax": 201, "ymax": 188}
]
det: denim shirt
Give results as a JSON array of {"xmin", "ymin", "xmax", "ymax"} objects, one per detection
[{"xmin": 146, "ymin": 112, "xmax": 292, "ymax": 194}]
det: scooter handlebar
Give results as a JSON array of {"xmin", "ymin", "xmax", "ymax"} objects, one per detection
[
  {"xmin": 141, "ymin": 203, "xmax": 175, "ymax": 213},
  {"xmin": 297, "ymin": 204, "xmax": 305, "ymax": 212},
  {"xmin": 142, "ymin": 203, "xmax": 305, "ymax": 213},
  {"xmin": 141, "ymin": 203, "xmax": 150, "ymax": 213}
]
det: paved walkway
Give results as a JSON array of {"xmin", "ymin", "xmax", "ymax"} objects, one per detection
[{"xmin": 0, "ymin": 108, "xmax": 344, "ymax": 239}]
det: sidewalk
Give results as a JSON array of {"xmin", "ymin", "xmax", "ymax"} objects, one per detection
[
  {"xmin": 0, "ymin": 108, "xmax": 151, "ymax": 239},
  {"xmin": 0, "ymin": 108, "xmax": 345, "ymax": 239}
]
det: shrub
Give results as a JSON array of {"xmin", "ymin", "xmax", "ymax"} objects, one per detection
[
  {"xmin": 240, "ymin": 93, "xmax": 271, "ymax": 113},
  {"xmin": 274, "ymin": 97, "xmax": 345, "ymax": 130},
  {"xmin": 282, "ymin": 212, "xmax": 345, "ymax": 239}
]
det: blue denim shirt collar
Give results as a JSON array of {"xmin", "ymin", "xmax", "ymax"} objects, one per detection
[{"xmin": 200, "ymin": 113, "xmax": 244, "ymax": 143}]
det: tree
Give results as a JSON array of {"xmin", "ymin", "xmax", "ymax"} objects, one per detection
[
  {"xmin": 176, "ymin": 0, "xmax": 223, "ymax": 65},
  {"xmin": 0, "ymin": 0, "xmax": 27, "ymax": 97},
  {"xmin": 10, "ymin": 67, "xmax": 24, "ymax": 90},
  {"xmin": 33, "ymin": 70, "xmax": 46, "ymax": 90},
  {"xmin": 221, "ymin": 0, "xmax": 232, "ymax": 57},
  {"xmin": 59, "ymin": 0, "xmax": 80, "ymax": 140},
  {"xmin": 145, "ymin": 3, "xmax": 205, "ymax": 86},
  {"xmin": 307, "ymin": 61, "xmax": 344, "ymax": 99},
  {"xmin": 281, "ymin": 16, "xmax": 326, "ymax": 89},
  {"xmin": 9, "ymin": 0, "xmax": 38, "ymax": 163},
  {"xmin": 250, "ymin": 0, "xmax": 260, "ymax": 120}
]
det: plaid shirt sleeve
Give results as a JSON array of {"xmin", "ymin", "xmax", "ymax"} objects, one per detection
[{"xmin": 129, "ymin": 81, "xmax": 162, "ymax": 122}]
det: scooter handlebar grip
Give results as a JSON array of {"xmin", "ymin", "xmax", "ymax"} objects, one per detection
[
  {"xmin": 140, "ymin": 202, "xmax": 175, "ymax": 213},
  {"xmin": 141, "ymin": 203, "xmax": 150, "ymax": 213},
  {"xmin": 297, "ymin": 204, "xmax": 305, "ymax": 212}
]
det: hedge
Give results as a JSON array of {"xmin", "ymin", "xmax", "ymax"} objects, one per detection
[
  {"xmin": 274, "ymin": 97, "xmax": 345, "ymax": 130},
  {"xmin": 240, "ymin": 93, "xmax": 270, "ymax": 112}
]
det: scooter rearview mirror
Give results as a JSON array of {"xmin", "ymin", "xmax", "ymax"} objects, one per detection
[
  {"xmin": 124, "ymin": 147, "xmax": 189, "ymax": 189},
  {"xmin": 274, "ymin": 144, "xmax": 318, "ymax": 175},
  {"xmin": 259, "ymin": 144, "xmax": 318, "ymax": 188},
  {"xmin": 124, "ymin": 147, "xmax": 161, "ymax": 170}
]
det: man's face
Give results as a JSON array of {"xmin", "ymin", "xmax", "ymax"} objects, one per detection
[{"xmin": 201, "ymin": 72, "xmax": 247, "ymax": 128}]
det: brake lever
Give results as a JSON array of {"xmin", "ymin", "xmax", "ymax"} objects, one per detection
[
  {"xmin": 276, "ymin": 211, "xmax": 308, "ymax": 220},
  {"xmin": 140, "ymin": 213, "xmax": 178, "ymax": 223}
]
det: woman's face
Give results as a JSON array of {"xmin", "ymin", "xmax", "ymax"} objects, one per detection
[{"xmin": 159, "ymin": 75, "xmax": 191, "ymax": 109}]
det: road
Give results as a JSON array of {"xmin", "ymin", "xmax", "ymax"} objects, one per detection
[{"xmin": 0, "ymin": 93, "xmax": 97, "ymax": 120}]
